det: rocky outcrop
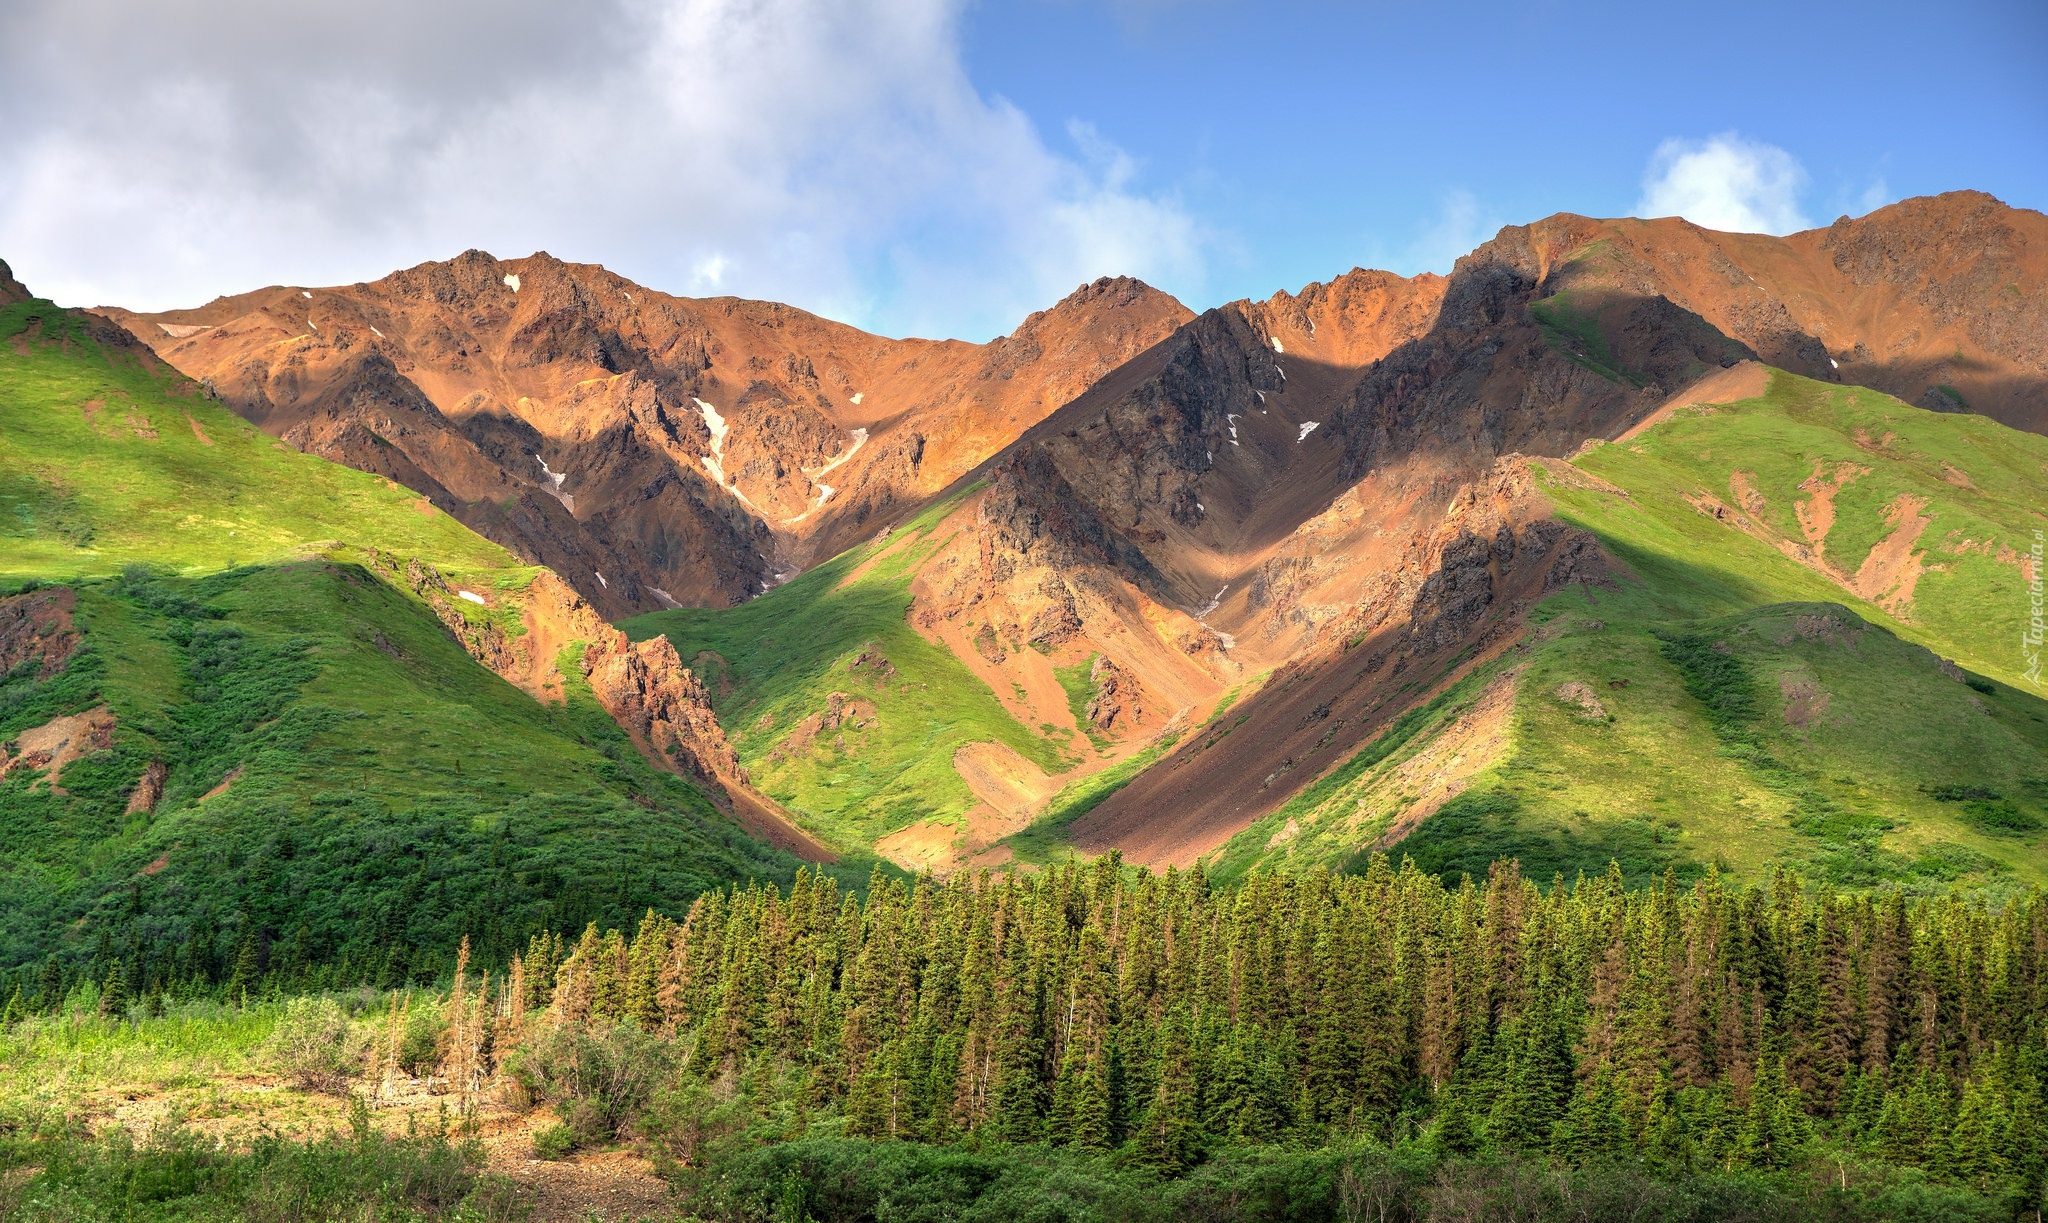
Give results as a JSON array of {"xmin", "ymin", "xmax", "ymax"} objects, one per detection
[
  {"xmin": 125, "ymin": 759, "xmax": 168, "ymax": 815},
  {"xmin": 369, "ymin": 552, "xmax": 747, "ymax": 795},
  {"xmin": 1085, "ymin": 654, "xmax": 1144, "ymax": 732},
  {"xmin": 0, "ymin": 586, "xmax": 80, "ymax": 680},
  {"xmin": 979, "ymin": 445, "xmax": 1167, "ymax": 594},
  {"xmin": 380, "ymin": 552, "xmax": 521, "ymax": 677},
  {"xmin": 580, "ymin": 631, "xmax": 745, "ymax": 785},
  {"xmin": 0, "ymin": 706, "xmax": 115, "ymax": 791}
]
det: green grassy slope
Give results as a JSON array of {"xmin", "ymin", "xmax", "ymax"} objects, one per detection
[
  {"xmin": 1563, "ymin": 371, "xmax": 2044, "ymax": 687},
  {"xmin": 1210, "ymin": 372, "xmax": 2048, "ymax": 892},
  {"xmin": 622, "ymin": 492, "xmax": 1070, "ymax": 851},
  {"xmin": 0, "ymin": 307, "xmax": 514, "ymax": 585},
  {"xmin": 1, "ymin": 296, "xmax": 800, "ymax": 976}
]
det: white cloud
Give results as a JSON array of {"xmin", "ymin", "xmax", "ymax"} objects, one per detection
[
  {"xmin": 1858, "ymin": 177, "xmax": 1893, "ymax": 214},
  {"xmin": 1636, "ymin": 134, "xmax": 1812, "ymax": 235},
  {"xmin": 1399, "ymin": 189, "xmax": 1501, "ymax": 275},
  {"xmin": 0, "ymin": 0, "xmax": 1208, "ymax": 340},
  {"xmin": 691, "ymin": 256, "xmax": 731, "ymax": 293}
]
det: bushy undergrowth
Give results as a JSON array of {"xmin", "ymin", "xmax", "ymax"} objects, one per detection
[
  {"xmin": 1380, "ymin": 789, "xmax": 1699, "ymax": 887},
  {"xmin": 680, "ymin": 1135, "xmax": 2018, "ymax": 1223},
  {"xmin": 0, "ymin": 1099, "xmax": 513, "ymax": 1222},
  {"xmin": 509, "ymin": 1020, "xmax": 674, "ymax": 1149},
  {"xmin": 265, "ymin": 995, "xmax": 366, "ymax": 1093}
]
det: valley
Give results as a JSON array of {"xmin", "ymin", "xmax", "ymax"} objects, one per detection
[{"xmin": 4, "ymin": 191, "xmax": 2047, "ymax": 1221}]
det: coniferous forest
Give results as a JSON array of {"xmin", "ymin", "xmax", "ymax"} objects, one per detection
[
  {"xmin": 10, "ymin": 857, "xmax": 2048, "ymax": 1219},
  {"xmin": 39, "ymin": 853, "xmax": 2038, "ymax": 1223},
  {"xmin": 523, "ymin": 858, "xmax": 2044, "ymax": 1169},
  {"xmin": 514, "ymin": 858, "xmax": 2048, "ymax": 1206}
]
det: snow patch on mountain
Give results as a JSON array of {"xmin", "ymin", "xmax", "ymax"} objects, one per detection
[
  {"xmin": 534, "ymin": 454, "xmax": 576, "ymax": 513},
  {"xmin": 694, "ymin": 398, "xmax": 758, "ymax": 510}
]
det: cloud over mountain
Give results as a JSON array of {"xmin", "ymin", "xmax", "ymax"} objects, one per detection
[
  {"xmin": 1636, "ymin": 133, "xmax": 1812, "ymax": 235},
  {"xmin": 0, "ymin": 0, "xmax": 1206, "ymax": 339}
]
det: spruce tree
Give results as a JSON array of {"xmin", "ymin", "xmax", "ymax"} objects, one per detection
[
  {"xmin": 36, "ymin": 956, "xmax": 61, "ymax": 1012},
  {"xmin": 1554, "ymin": 1067, "xmax": 1632, "ymax": 1163},
  {"xmin": 228, "ymin": 932, "xmax": 261, "ymax": 1005},
  {"xmin": 1734, "ymin": 1052, "xmax": 1811, "ymax": 1169},
  {"xmin": 1943, "ymin": 1081, "xmax": 2007, "ymax": 1189},
  {"xmin": 2005, "ymin": 1090, "xmax": 2046, "ymax": 1212},
  {"xmin": 1048, "ymin": 1024, "xmax": 1112, "ymax": 1151},
  {"xmin": 846, "ymin": 1049, "xmax": 896, "ymax": 1139},
  {"xmin": 1487, "ymin": 1003, "xmax": 1572, "ymax": 1152},
  {"xmin": 98, "ymin": 958, "xmax": 129, "ymax": 1019},
  {"xmin": 1138, "ymin": 1005, "xmax": 1202, "ymax": 1172},
  {"xmin": 1433, "ymin": 1083, "xmax": 1480, "ymax": 1157}
]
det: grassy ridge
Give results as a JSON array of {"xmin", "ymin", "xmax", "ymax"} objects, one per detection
[
  {"xmin": 0, "ymin": 301, "xmax": 513, "ymax": 585},
  {"xmin": 1209, "ymin": 372, "xmax": 2048, "ymax": 890},
  {"xmin": 1, "ymin": 296, "xmax": 804, "ymax": 975},
  {"xmin": 1559, "ymin": 371, "xmax": 2045, "ymax": 686},
  {"xmin": 623, "ymin": 490, "xmax": 1069, "ymax": 850}
]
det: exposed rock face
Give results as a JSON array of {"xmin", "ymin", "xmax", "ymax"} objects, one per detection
[
  {"xmin": 0, "ymin": 586, "xmax": 80, "ymax": 680},
  {"xmin": 581, "ymin": 631, "xmax": 745, "ymax": 785},
  {"xmin": 926, "ymin": 229, "xmax": 1652, "ymax": 690},
  {"xmin": 105, "ymin": 256, "xmax": 1191, "ymax": 614},
  {"xmin": 929, "ymin": 201, "xmax": 2043, "ymax": 760},
  {"xmin": 1085, "ymin": 655, "xmax": 1144, "ymax": 732},
  {"xmin": 1429, "ymin": 192, "xmax": 2048, "ymax": 432},
  {"xmin": 0, "ymin": 705, "xmax": 116, "ymax": 791},
  {"xmin": 125, "ymin": 759, "xmax": 168, "ymax": 815},
  {"xmin": 1067, "ymin": 457, "xmax": 1608, "ymax": 867},
  {"xmin": 885, "ymin": 239, "xmax": 1673, "ymax": 845}
]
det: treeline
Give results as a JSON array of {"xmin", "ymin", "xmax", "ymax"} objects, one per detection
[
  {"xmin": 2, "ymin": 907, "xmax": 475, "ymax": 1022},
  {"xmin": 506, "ymin": 857, "xmax": 2046, "ymax": 1204}
]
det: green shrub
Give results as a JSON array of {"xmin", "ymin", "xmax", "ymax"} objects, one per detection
[
  {"xmin": 1655, "ymin": 630, "xmax": 1760, "ymax": 737},
  {"xmin": 681, "ymin": 1136, "xmax": 2021, "ymax": 1223},
  {"xmin": 514, "ymin": 1021, "xmax": 673, "ymax": 1146},
  {"xmin": 531, "ymin": 1123, "xmax": 575, "ymax": 1161},
  {"xmin": 1927, "ymin": 784, "xmax": 2043, "ymax": 835},
  {"xmin": 1388, "ymin": 790, "xmax": 1700, "ymax": 887},
  {"xmin": 399, "ymin": 998, "xmax": 445, "ymax": 1078},
  {"xmin": 4, "ymin": 1101, "xmax": 516, "ymax": 1221},
  {"xmin": 1958, "ymin": 799, "xmax": 2041, "ymax": 835},
  {"xmin": 264, "ymin": 996, "xmax": 364, "ymax": 1093}
]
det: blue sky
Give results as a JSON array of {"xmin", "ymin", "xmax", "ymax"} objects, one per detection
[
  {"xmin": 2, "ymin": 0, "xmax": 2041, "ymax": 339},
  {"xmin": 961, "ymin": 0, "xmax": 2048, "ymax": 306}
]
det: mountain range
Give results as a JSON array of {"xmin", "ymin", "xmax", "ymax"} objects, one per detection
[{"xmin": 5, "ymin": 189, "xmax": 2046, "ymax": 966}]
